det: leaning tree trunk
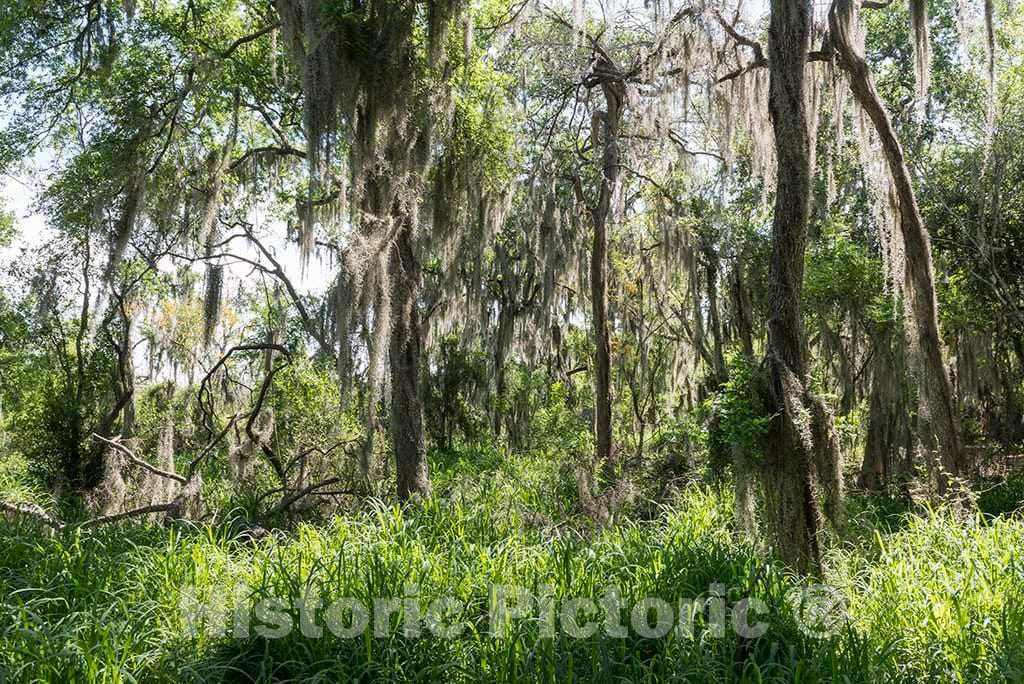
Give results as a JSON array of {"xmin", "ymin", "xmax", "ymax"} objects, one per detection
[
  {"xmin": 829, "ymin": 0, "xmax": 964, "ymax": 492},
  {"xmin": 390, "ymin": 216, "xmax": 431, "ymax": 500},
  {"xmin": 761, "ymin": 0, "xmax": 841, "ymax": 574}
]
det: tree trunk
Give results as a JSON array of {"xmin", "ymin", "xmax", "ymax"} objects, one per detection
[
  {"xmin": 119, "ymin": 317, "xmax": 136, "ymax": 438},
  {"xmin": 761, "ymin": 0, "xmax": 834, "ymax": 574},
  {"xmin": 702, "ymin": 237, "xmax": 727, "ymax": 385},
  {"xmin": 829, "ymin": 0, "xmax": 963, "ymax": 492},
  {"xmin": 592, "ymin": 224, "xmax": 613, "ymax": 466},
  {"xmin": 860, "ymin": 329, "xmax": 913, "ymax": 490},
  {"xmin": 734, "ymin": 457, "xmax": 759, "ymax": 540},
  {"xmin": 589, "ymin": 73, "xmax": 624, "ymax": 467},
  {"xmin": 390, "ymin": 217, "xmax": 431, "ymax": 500},
  {"xmin": 493, "ymin": 298, "xmax": 513, "ymax": 438},
  {"xmin": 730, "ymin": 255, "xmax": 760, "ymax": 541},
  {"xmin": 731, "ymin": 257, "xmax": 756, "ymax": 360}
]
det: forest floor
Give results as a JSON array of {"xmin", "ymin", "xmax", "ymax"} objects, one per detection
[{"xmin": 2, "ymin": 451, "xmax": 1024, "ymax": 682}]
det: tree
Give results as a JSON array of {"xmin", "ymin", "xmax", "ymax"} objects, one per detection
[
  {"xmin": 830, "ymin": 0, "xmax": 964, "ymax": 492},
  {"xmin": 276, "ymin": 0, "xmax": 480, "ymax": 498},
  {"xmin": 574, "ymin": 55, "xmax": 625, "ymax": 468},
  {"xmin": 759, "ymin": 0, "xmax": 840, "ymax": 574}
]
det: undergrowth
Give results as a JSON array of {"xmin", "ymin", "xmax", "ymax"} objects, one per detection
[{"xmin": 0, "ymin": 450, "xmax": 1022, "ymax": 682}]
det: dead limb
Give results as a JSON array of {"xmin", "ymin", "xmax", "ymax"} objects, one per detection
[
  {"xmin": 0, "ymin": 499, "xmax": 180, "ymax": 531},
  {"xmin": 0, "ymin": 501, "xmax": 65, "ymax": 530},
  {"xmin": 93, "ymin": 434, "xmax": 187, "ymax": 484}
]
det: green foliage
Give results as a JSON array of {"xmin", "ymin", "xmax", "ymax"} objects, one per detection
[
  {"xmin": 2, "ymin": 0, "xmax": 1024, "ymax": 679},
  {"xmin": 647, "ymin": 412, "xmax": 708, "ymax": 480},
  {"xmin": 977, "ymin": 470, "xmax": 1024, "ymax": 517},
  {"xmin": 530, "ymin": 381, "xmax": 593, "ymax": 458},
  {"xmin": 708, "ymin": 353, "xmax": 770, "ymax": 469},
  {"xmin": 0, "ymin": 454, "xmax": 47, "ymax": 507},
  {"xmin": 424, "ymin": 336, "xmax": 489, "ymax": 450},
  {"xmin": 833, "ymin": 406, "xmax": 866, "ymax": 461},
  {"xmin": 0, "ymin": 309, "xmax": 118, "ymax": 491},
  {"xmin": 450, "ymin": 86, "xmax": 517, "ymax": 191},
  {"xmin": 829, "ymin": 508, "xmax": 1024, "ymax": 682},
  {"xmin": 862, "ymin": 0, "xmax": 985, "ymax": 139},
  {"xmin": 0, "ymin": 205, "xmax": 13, "ymax": 248},
  {"xmin": 446, "ymin": 3, "xmax": 517, "ymax": 192},
  {"xmin": 804, "ymin": 219, "xmax": 885, "ymax": 324},
  {"xmin": 495, "ymin": 360, "xmax": 592, "ymax": 455},
  {"xmin": 269, "ymin": 357, "xmax": 362, "ymax": 463},
  {"xmin": 496, "ymin": 362, "xmax": 547, "ymax": 449}
]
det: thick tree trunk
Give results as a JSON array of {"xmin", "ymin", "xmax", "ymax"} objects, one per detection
[
  {"xmin": 762, "ymin": 0, "xmax": 838, "ymax": 574},
  {"xmin": 829, "ymin": 0, "xmax": 964, "ymax": 492},
  {"xmin": 390, "ymin": 218, "xmax": 431, "ymax": 500}
]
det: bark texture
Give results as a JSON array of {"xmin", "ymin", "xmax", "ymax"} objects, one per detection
[
  {"xmin": 860, "ymin": 330, "xmax": 913, "ymax": 491},
  {"xmin": 390, "ymin": 218, "xmax": 430, "ymax": 500}
]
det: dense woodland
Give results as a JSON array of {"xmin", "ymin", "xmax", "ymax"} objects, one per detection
[{"xmin": 1, "ymin": 0, "xmax": 1024, "ymax": 680}]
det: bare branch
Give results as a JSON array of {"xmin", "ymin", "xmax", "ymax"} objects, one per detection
[
  {"xmin": 229, "ymin": 145, "xmax": 306, "ymax": 172},
  {"xmin": 713, "ymin": 9, "xmax": 765, "ymax": 63},
  {"xmin": 92, "ymin": 434, "xmax": 188, "ymax": 484},
  {"xmin": 216, "ymin": 22, "xmax": 282, "ymax": 59},
  {"xmin": 717, "ymin": 50, "xmax": 832, "ymax": 83}
]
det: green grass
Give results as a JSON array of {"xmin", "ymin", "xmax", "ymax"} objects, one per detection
[
  {"xmin": 1, "ymin": 453, "xmax": 1023, "ymax": 682},
  {"xmin": 0, "ymin": 453, "xmax": 49, "ymax": 509}
]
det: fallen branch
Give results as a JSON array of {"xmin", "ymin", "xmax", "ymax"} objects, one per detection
[
  {"xmin": 0, "ymin": 501, "xmax": 65, "ymax": 530},
  {"xmin": 0, "ymin": 499, "xmax": 182, "ymax": 531}
]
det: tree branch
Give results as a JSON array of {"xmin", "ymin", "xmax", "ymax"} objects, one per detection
[
  {"xmin": 216, "ymin": 22, "xmax": 282, "ymax": 59},
  {"xmin": 92, "ymin": 434, "xmax": 188, "ymax": 484},
  {"xmin": 713, "ymin": 9, "xmax": 765, "ymax": 63}
]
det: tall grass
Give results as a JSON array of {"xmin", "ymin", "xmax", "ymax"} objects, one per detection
[
  {"xmin": 1, "ymin": 453, "xmax": 1022, "ymax": 682},
  {"xmin": 830, "ymin": 508, "xmax": 1024, "ymax": 682}
]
